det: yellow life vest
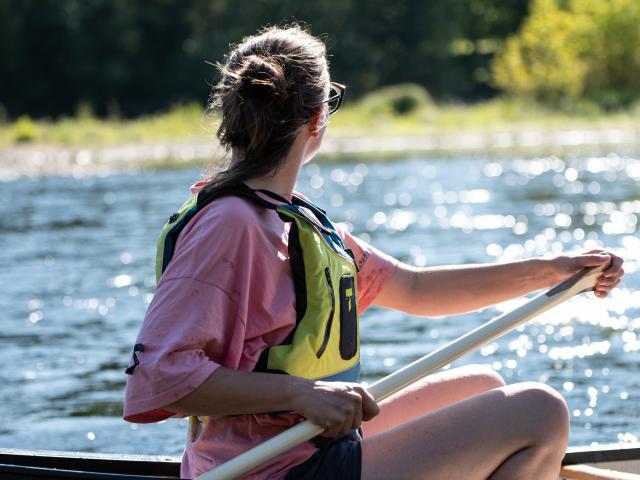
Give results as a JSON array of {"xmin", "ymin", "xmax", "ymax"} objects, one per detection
[{"xmin": 155, "ymin": 183, "xmax": 361, "ymax": 439}]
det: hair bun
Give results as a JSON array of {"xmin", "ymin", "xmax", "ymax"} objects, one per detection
[{"xmin": 237, "ymin": 55, "xmax": 287, "ymax": 101}]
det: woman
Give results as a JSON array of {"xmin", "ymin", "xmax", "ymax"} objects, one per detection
[{"xmin": 123, "ymin": 25, "xmax": 624, "ymax": 479}]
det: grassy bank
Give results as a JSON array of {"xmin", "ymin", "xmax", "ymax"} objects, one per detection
[{"xmin": 2, "ymin": 88, "xmax": 640, "ymax": 148}]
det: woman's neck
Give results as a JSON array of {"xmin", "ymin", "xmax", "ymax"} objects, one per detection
[
  {"xmin": 232, "ymin": 134, "xmax": 310, "ymax": 196},
  {"xmin": 243, "ymin": 160, "xmax": 300, "ymax": 196}
]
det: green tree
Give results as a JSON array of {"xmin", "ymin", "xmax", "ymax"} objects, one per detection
[
  {"xmin": 0, "ymin": 0, "xmax": 528, "ymax": 118},
  {"xmin": 577, "ymin": 0, "xmax": 640, "ymax": 108},
  {"xmin": 493, "ymin": 0, "xmax": 640, "ymax": 108}
]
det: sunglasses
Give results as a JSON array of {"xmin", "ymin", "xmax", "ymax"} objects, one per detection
[{"xmin": 324, "ymin": 82, "xmax": 346, "ymax": 115}]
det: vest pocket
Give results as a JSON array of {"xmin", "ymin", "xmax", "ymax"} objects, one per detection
[
  {"xmin": 316, "ymin": 268, "xmax": 335, "ymax": 358},
  {"xmin": 339, "ymin": 275, "xmax": 358, "ymax": 360}
]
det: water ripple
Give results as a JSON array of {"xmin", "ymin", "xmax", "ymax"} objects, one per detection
[{"xmin": 0, "ymin": 156, "xmax": 638, "ymax": 454}]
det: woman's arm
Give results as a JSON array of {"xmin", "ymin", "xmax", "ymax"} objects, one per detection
[
  {"xmin": 374, "ymin": 250, "xmax": 624, "ymax": 317},
  {"xmin": 164, "ymin": 367, "xmax": 379, "ymax": 438},
  {"xmin": 165, "ymin": 367, "xmax": 304, "ymax": 416}
]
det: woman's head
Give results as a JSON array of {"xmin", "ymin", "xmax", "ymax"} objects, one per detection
[{"xmin": 207, "ymin": 25, "xmax": 330, "ymax": 189}]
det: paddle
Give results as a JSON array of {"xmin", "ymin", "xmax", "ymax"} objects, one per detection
[{"xmin": 197, "ymin": 263, "xmax": 608, "ymax": 480}]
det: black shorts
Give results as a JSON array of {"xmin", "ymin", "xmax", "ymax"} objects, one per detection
[{"xmin": 283, "ymin": 429, "xmax": 362, "ymax": 480}]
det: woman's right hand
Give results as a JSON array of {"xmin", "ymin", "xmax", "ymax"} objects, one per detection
[{"xmin": 291, "ymin": 379, "xmax": 380, "ymax": 437}]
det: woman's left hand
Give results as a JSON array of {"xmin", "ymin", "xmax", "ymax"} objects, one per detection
[{"xmin": 548, "ymin": 250, "xmax": 624, "ymax": 298}]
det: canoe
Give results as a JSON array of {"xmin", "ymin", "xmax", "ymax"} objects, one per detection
[
  {"xmin": 1, "ymin": 444, "xmax": 640, "ymax": 479},
  {"xmin": 561, "ymin": 444, "xmax": 640, "ymax": 480}
]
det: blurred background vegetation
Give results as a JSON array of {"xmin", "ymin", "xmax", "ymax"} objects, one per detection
[
  {"xmin": 1, "ymin": 0, "xmax": 639, "ymax": 146},
  {"xmin": 493, "ymin": 0, "xmax": 640, "ymax": 111}
]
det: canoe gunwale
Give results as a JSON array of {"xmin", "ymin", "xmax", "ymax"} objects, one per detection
[
  {"xmin": 0, "ymin": 463, "xmax": 178, "ymax": 479},
  {"xmin": 2, "ymin": 444, "xmax": 640, "ymax": 479},
  {"xmin": 0, "ymin": 448, "xmax": 180, "ymax": 479},
  {"xmin": 564, "ymin": 444, "xmax": 640, "ymax": 466}
]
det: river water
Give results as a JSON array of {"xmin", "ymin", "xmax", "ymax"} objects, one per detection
[{"xmin": 1, "ymin": 154, "xmax": 638, "ymax": 456}]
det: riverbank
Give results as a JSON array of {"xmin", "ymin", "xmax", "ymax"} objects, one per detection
[
  {"xmin": 2, "ymin": 96, "xmax": 640, "ymax": 179},
  {"xmin": 1, "ymin": 125, "xmax": 639, "ymax": 180}
]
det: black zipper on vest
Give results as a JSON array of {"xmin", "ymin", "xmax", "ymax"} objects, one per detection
[{"xmin": 316, "ymin": 268, "xmax": 336, "ymax": 358}]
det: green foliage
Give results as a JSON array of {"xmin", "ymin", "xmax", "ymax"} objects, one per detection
[
  {"xmin": 75, "ymin": 102, "xmax": 95, "ymax": 120},
  {"xmin": 493, "ymin": 0, "xmax": 640, "ymax": 109},
  {"xmin": 0, "ymin": 102, "xmax": 213, "ymax": 146},
  {"xmin": 2, "ymin": 91, "xmax": 639, "ymax": 148},
  {"xmin": 359, "ymin": 84, "xmax": 433, "ymax": 117},
  {"xmin": 578, "ymin": 0, "xmax": 640, "ymax": 109},
  {"xmin": 11, "ymin": 115, "xmax": 39, "ymax": 143},
  {"xmin": 492, "ymin": 0, "xmax": 585, "ymax": 102},
  {"xmin": 0, "ymin": 0, "xmax": 529, "ymax": 118}
]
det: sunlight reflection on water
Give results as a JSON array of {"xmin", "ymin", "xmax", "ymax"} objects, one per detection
[{"xmin": 1, "ymin": 154, "xmax": 638, "ymax": 454}]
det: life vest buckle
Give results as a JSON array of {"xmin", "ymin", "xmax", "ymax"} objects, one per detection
[{"xmin": 124, "ymin": 343, "xmax": 144, "ymax": 375}]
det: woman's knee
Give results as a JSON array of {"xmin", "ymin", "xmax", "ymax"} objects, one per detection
[
  {"xmin": 464, "ymin": 364, "xmax": 507, "ymax": 391},
  {"xmin": 511, "ymin": 382, "xmax": 570, "ymax": 445}
]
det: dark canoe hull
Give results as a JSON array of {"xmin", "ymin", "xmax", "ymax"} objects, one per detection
[
  {"xmin": 0, "ymin": 449, "xmax": 181, "ymax": 479},
  {"xmin": 2, "ymin": 444, "xmax": 640, "ymax": 479}
]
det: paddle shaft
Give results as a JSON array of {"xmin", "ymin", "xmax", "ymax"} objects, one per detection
[{"xmin": 197, "ymin": 264, "xmax": 606, "ymax": 480}]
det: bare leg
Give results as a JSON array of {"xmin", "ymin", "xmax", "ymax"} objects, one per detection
[
  {"xmin": 362, "ymin": 382, "xmax": 569, "ymax": 480},
  {"xmin": 364, "ymin": 364, "xmax": 506, "ymax": 437}
]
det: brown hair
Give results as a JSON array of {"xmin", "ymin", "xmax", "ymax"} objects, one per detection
[{"xmin": 202, "ymin": 25, "xmax": 329, "ymax": 194}]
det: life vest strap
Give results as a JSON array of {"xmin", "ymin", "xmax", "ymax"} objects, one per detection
[{"xmin": 196, "ymin": 182, "xmax": 282, "ymax": 210}]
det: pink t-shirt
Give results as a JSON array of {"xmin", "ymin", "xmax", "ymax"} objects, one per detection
[{"xmin": 123, "ymin": 184, "xmax": 398, "ymax": 479}]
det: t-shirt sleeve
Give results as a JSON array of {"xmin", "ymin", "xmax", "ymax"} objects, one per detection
[
  {"xmin": 123, "ymin": 278, "xmax": 242, "ymax": 422},
  {"xmin": 335, "ymin": 223, "xmax": 398, "ymax": 313},
  {"xmin": 123, "ymin": 202, "xmax": 256, "ymax": 423}
]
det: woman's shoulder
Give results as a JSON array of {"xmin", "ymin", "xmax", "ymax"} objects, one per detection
[
  {"xmin": 190, "ymin": 181, "xmax": 276, "ymax": 223},
  {"xmin": 203, "ymin": 194, "xmax": 264, "ymax": 221},
  {"xmin": 175, "ymin": 182, "xmax": 294, "ymax": 257},
  {"xmin": 163, "ymin": 193, "xmax": 271, "ymax": 281},
  {"xmin": 178, "ymin": 196, "xmax": 265, "ymax": 252}
]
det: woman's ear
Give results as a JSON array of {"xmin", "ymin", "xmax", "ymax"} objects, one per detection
[{"xmin": 307, "ymin": 107, "xmax": 328, "ymax": 137}]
